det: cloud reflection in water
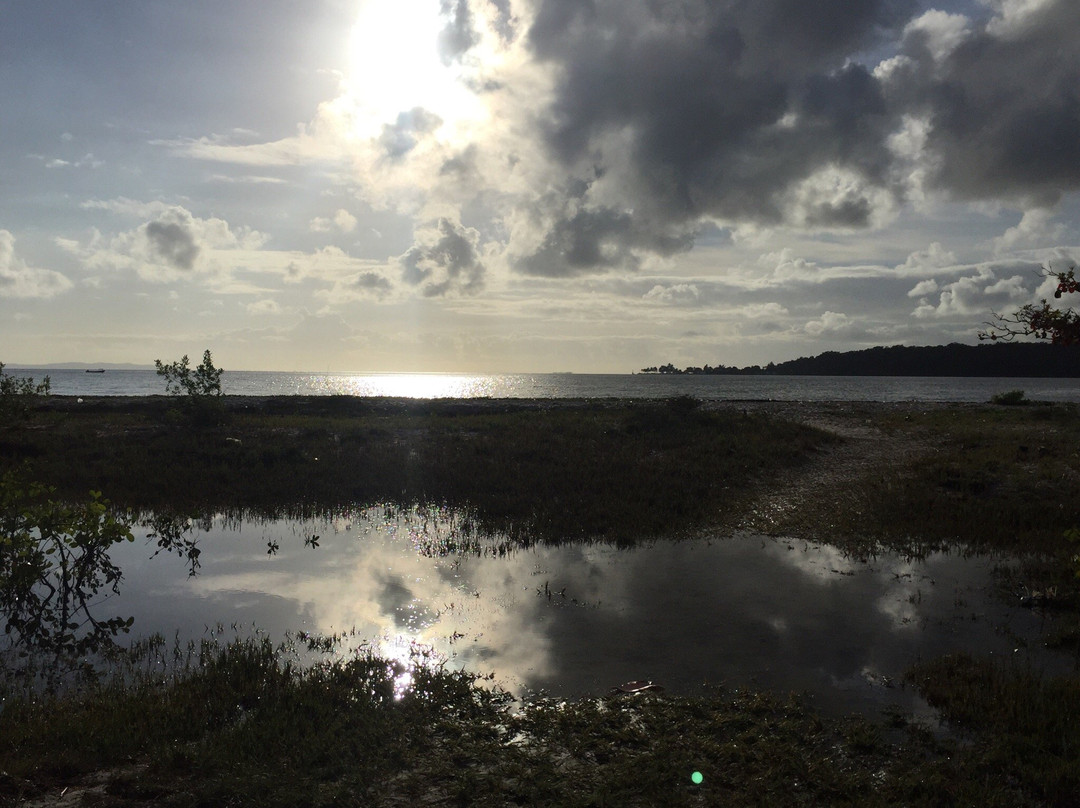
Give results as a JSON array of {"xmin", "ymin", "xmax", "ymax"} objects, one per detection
[{"xmin": 108, "ymin": 509, "xmax": 1066, "ymax": 718}]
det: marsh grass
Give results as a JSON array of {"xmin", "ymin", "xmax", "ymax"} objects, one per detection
[
  {"xmin": 2, "ymin": 635, "xmax": 1068, "ymax": 808},
  {"xmin": 6, "ymin": 398, "xmax": 1080, "ymax": 806},
  {"xmin": 3, "ymin": 397, "xmax": 833, "ymax": 543},
  {"xmin": 787, "ymin": 404, "xmax": 1080, "ymax": 558},
  {"xmin": 907, "ymin": 653, "xmax": 1080, "ymax": 806}
]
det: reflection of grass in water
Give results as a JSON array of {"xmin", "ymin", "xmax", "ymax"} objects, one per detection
[
  {"xmin": 4, "ymin": 397, "xmax": 834, "ymax": 543},
  {"xmin": 2, "ymin": 634, "xmax": 1076, "ymax": 807}
]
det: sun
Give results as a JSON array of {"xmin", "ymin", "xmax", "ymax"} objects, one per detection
[{"xmin": 346, "ymin": 0, "xmax": 481, "ymax": 138}]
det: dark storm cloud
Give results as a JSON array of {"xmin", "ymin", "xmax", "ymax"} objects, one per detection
[
  {"xmin": 400, "ymin": 218, "xmax": 485, "ymax": 296},
  {"xmin": 378, "ymin": 108, "xmax": 444, "ymax": 159},
  {"xmin": 515, "ymin": 0, "xmax": 911, "ymax": 275},
  {"xmin": 517, "ymin": 202, "xmax": 695, "ymax": 277},
  {"xmin": 145, "ymin": 218, "xmax": 199, "ymax": 270},
  {"xmin": 352, "ymin": 271, "xmax": 393, "ymax": 297},
  {"xmin": 509, "ymin": 0, "xmax": 1078, "ymax": 275},
  {"xmin": 800, "ymin": 191, "xmax": 875, "ymax": 229},
  {"xmin": 488, "ymin": 0, "xmax": 516, "ymax": 42},
  {"xmin": 885, "ymin": 1, "xmax": 1080, "ymax": 204}
]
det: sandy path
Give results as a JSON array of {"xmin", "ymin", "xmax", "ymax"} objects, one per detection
[{"xmin": 705, "ymin": 400, "xmax": 949, "ymax": 538}]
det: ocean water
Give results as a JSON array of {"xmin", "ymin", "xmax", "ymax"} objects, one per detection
[{"xmin": 10, "ymin": 367, "xmax": 1080, "ymax": 402}]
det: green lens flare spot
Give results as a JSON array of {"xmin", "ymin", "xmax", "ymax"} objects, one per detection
[{"xmin": 691, "ymin": 771, "xmax": 704, "ymax": 785}]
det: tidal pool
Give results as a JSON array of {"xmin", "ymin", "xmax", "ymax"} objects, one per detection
[{"xmin": 104, "ymin": 508, "xmax": 1072, "ymax": 719}]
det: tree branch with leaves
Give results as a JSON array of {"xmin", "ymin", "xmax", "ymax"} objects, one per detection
[{"xmin": 979, "ymin": 265, "xmax": 1080, "ymax": 345}]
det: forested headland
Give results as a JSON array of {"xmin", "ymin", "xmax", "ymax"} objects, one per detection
[{"xmin": 642, "ymin": 342, "xmax": 1080, "ymax": 377}]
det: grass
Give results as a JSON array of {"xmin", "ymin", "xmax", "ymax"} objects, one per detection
[
  {"xmin": 1, "ymin": 396, "xmax": 833, "ymax": 543},
  {"xmin": 765, "ymin": 403, "xmax": 1080, "ymax": 559},
  {"xmin": 907, "ymin": 653, "xmax": 1080, "ymax": 806},
  {"xmin": 1, "ymin": 636, "xmax": 1072, "ymax": 808},
  {"xmin": 865, "ymin": 405, "xmax": 1080, "ymax": 554},
  {"xmin": 5, "ymin": 397, "xmax": 1080, "ymax": 805}
]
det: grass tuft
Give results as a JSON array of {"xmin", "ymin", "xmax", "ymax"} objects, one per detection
[
  {"xmin": 5, "ymin": 637, "xmax": 1069, "ymax": 808},
  {"xmin": 3, "ymin": 397, "xmax": 835, "ymax": 544}
]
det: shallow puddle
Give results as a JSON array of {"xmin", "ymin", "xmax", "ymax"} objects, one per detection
[{"xmin": 104, "ymin": 508, "xmax": 1073, "ymax": 719}]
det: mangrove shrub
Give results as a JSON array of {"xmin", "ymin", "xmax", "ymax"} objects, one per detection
[{"xmin": 0, "ymin": 362, "xmax": 49, "ymax": 423}]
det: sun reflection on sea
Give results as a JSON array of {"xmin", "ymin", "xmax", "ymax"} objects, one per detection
[{"xmin": 307, "ymin": 374, "xmax": 503, "ymax": 398}]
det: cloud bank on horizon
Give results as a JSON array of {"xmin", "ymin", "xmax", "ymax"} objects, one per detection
[{"xmin": 1, "ymin": 0, "xmax": 1078, "ymax": 371}]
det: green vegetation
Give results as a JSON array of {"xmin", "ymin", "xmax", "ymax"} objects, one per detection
[
  {"xmin": 907, "ymin": 654, "xmax": 1080, "ymax": 806},
  {"xmin": 990, "ymin": 388, "xmax": 1029, "ymax": 405},
  {"xmin": 981, "ymin": 263, "xmax": 1080, "ymax": 346},
  {"xmin": 154, "ymin": 349, "xmax": 225, "ymax": 425},
  {"xmin": 760, "ymin": 404, "xmax": 1080, "ymax": 559},
  {"xmin": 1, "ymin": 635, "xmax": 1073, "ymax": 808},
  {"xmin": 642, "ymin": 342, "xmax": 1080, "ymax": 377},
  {"xmin": 0, "ymin": 362, "xmax": 49, "ymax": 423},
  {"xmin": 154, "ymin": 349, "xmax": 223, "ymax": 399},
  {"xmin": 4, "ymin": 396, "xmax": 1080, "ymax": 805},
  {"xmin": 0, "ymin": 397, "xmax": 832, "ymax": 543},
  {"xmin": 0, "ymin": 472, "xmax": 135, "ymax": 663},
  {"xmin": 864, "ymin": 406, "xmax": 1080, "ymax": 555}
]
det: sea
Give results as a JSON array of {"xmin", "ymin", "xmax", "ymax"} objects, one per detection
[{"xmin": 10, "ymin": 367, "xmax": 1080, "ymax": 402}]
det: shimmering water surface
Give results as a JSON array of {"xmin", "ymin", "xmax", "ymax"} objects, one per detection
[
  {"xmin": 104, "ymin": 509, "xmax": 1073, "ymax": 718},
  {"xmin": 12, "ymin": 368, "xmax": 1080, "ymax": 402}
]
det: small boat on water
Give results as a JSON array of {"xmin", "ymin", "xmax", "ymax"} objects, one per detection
[{"xmin": 85, "ymin": 368, "xmax": 106, "ymax": 373}]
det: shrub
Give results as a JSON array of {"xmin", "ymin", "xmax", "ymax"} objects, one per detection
[
  {"xmin": 154, "ymin": 349, "xmax": 225, "ymax": 425},
  {"xmin": 154, "ymin": 349, "xmax": 223, "ymax": 399},
  {"xmin": 990, "ymin": 389, "xmax": 1028, "ymax": 406},
  {"xmin": 0, "ymin": 362, "xmax": 50, "ymax": 423}
]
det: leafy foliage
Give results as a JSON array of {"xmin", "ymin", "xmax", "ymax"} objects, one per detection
[
  {"xmin": 0, "ymin": 471, "xmax": 135, "ymax": 663},
  {"xmin": 154, "ymin": 349, "xmax": 223, "ymax": 398},
  {"xmin": 154, "ymin": 349, "xmax": 225, "ymax": 425},
  {"xmin": 980, "ymin": 265, "xmax": 1080, "ymax": 345},
  {"xmin": 989, "ymin": 389, "xmax": 1028, "ymax": 405},
  {"xmin": 0, "ymin": 362, "xmax": 50, "ymax": 422}
]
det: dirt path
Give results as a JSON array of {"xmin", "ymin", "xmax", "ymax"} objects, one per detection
[{"xmin": 707, "ymin": 401, "xmax": 948, "ymax": 539}]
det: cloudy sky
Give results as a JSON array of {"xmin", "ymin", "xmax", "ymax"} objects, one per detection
[{"xmin": 2, "ymin": 0, "xmax": 1078, "ymax": 372}]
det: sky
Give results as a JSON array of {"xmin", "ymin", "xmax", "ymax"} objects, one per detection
[{"xmin": 2, "ymin": 0, "xmax": 1078, "ymax": 373}]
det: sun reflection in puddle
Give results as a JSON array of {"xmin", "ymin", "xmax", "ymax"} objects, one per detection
[{"xmin": 377, "ymin": 634, "xmax": 423, "ymax": 701}]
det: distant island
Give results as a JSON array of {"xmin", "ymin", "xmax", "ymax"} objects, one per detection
[
  {"xmin": 5, "ymin": 362, "xmax": 154, "ymax": 371},
  {"xmin": 641, "ymin": 343, "xmax": 1080, "ymax": 378}
]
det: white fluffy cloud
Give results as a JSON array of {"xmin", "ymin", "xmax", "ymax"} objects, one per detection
[
  {"xmin": 911, "ymin": 264, "xmax": 1041, "ymax": 319},
  {"xmin": 0, "ymin": 231, "xmax": 73, "ymax": 299},
  {"xmin": 397, "ymin": 218, "xmax": 485, "ymax": 297},
  {"xmin": 902, "ymin": 10, "xmax": 971, "ymax": 64},
  {"xmin": 804, "ymin": 311, "xmax": 852, "ymax": 336},
  {"xmin": 310, "ymin": 208, "xmax": 359, "ymax": 233},
  {"xmin": 61, "ymin": 205, "xmax": 270, "ymax": 283},
  {"xmin": 992, "ymin": 208, "xmax": 1066, "ymax": 254},
  {"xmin": 643, "ymin": 283, "xmax": 700, "ymax": 306},
  {"xmin": 907, "ymin": 278, "xmax": 939, "ymax": 298}
]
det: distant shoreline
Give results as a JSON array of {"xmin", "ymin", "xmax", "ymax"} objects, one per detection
[{"xmin": 642, "ymin": 341, "xmax": 1080, "ymax": 378}]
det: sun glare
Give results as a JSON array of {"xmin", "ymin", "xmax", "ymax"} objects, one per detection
[{"xmin": 347, "ymin": 0, "xmax": 481, "ymax": 137}]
